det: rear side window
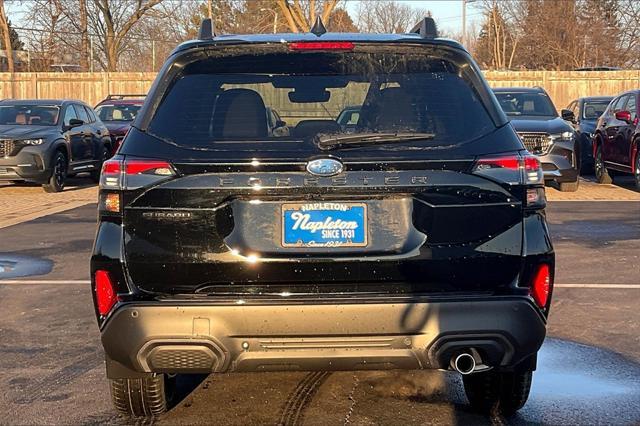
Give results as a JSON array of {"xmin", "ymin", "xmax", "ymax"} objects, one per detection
[{"xmin": 147, "ymin": 45, "xmax": 498, "ymax": 151}]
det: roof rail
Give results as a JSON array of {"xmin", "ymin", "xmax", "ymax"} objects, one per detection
[
  {"xmin": 106, "ymin": 94, "xmax": 147, "ymax": 100},
  {"xmin": 199, "ymin": 18, "xmax": 215, "ymax": 40},
  {"xmin": 410, "ymin": 17, "xmax": 438, "ymax": 39}
]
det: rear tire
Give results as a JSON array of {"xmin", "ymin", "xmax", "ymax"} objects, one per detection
[
  {"xmin": 558, "ymin": 179, "xmax": 579, "ymax": 192},
  {"xmin": 42, "ymin": 151, "xmax": 67, "ymax": 193},
  {"xmin": 463, "ymin": 369, "xmax": 533, "ymax": 416},
  {"xmin": 109, "ymin": 374, "xmax": 175, "ymax": 418},
  {"xmin": 594, "ymin": 144, "xmax": 612, "ymax": 184}
]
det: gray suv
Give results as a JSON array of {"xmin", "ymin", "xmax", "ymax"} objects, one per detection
[{"xmin": 0, "ymin": 99, "xmax": 111, "ymax": 192}]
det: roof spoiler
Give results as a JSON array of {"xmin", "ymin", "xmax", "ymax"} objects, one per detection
[
  {"xmin": 199, "ymin": 18, "xmax": 215, "ymax": 40},
  {"xmin": 410, "ymin": 17, "xmax": 438, "ymax": 39},
  {"xmin": 106, "ymin": 94, "xmax": 146, "ymax": 100}
]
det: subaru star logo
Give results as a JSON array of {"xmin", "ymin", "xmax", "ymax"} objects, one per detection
[{"xmin": 306, "ymin": 158, "xmax": 344, "ymax": 177}]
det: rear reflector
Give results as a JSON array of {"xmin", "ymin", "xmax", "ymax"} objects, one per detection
[
  {"xmin": 95, "ymin": 270, "xmax": 118, "ymax": 316},
  {"xmin": 289, "ymin": 41, "xmax": 354, "ymax": 51},
  {"xmin": 101, "ymin": 192, "xmax": 120, "ymax": 213},
  {"xmin": 531, "ymin": 264, "xmax": 551, "ymax": 308}
]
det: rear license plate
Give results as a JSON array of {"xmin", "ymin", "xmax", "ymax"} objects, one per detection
[{"xmin": 282, "ymin": 202, "xmax": 367, "ymax": 248}]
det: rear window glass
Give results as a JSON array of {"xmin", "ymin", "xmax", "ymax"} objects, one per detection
[
  {"xmin": 147, "ymin": 46, "xmax": 497, "ymax": 150},
  {"xmin": 494, "ymin": 92, "xmax": 557, "ymax": 117},
  {"xmin": 583, "ymin": 100, "xmax": 611, "ymax": 120}
]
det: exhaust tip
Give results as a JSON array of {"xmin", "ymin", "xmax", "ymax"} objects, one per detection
[{"xmin": 452, "ymin": 352, "xmax": 476, "ymax": 375}]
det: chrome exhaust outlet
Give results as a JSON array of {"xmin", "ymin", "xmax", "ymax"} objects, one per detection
[{"xmin": 451, "ymin": 352, "xmax": 476, "ymax": 375}]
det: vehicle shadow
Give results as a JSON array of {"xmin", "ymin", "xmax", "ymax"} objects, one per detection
[{"xmin": 580, "ymin": 173, "xmax": 639, "ymax": 192}]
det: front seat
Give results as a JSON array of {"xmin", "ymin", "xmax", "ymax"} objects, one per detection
[{"xmin": 211, "ymin": 89, "xmax": 268, "ymax": 139}]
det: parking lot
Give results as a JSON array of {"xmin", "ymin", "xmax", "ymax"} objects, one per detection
[{"xmin": 0, "ymin": 176, "xmax": 638, "ymax": 425}]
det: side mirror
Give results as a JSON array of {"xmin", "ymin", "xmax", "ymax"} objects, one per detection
[
  {"xmin": 275, "ymin": 119, "xmax": 287, "ymax": 128},
  {"xmin": 615, "ymin": 110, "xmax": 632, "ymax": 124},
  {"xmin": 561, "ymin": 109, "xmax": 575, "ymax": 122},
  {"xmin": 65, "ymin": 118, "xmax": 84, "ymax": 130}
]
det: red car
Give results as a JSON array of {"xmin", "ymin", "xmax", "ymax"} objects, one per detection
[
  {"xmin": 593, "ymin": 89, "xmax": 640, "ymax": 189},
  {"xmin": 94, "ymin": 95, "xmax": 145, "ymax": 155}
]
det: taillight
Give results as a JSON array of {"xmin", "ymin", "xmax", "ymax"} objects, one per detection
[
  {"xmin": 289, "ymin": 41, "xmax": 354, "ymax": 51},
  {"xmin": 531, "ymin": 264, "xmax": 552, "ymax": 309},
  {"xmin": 99, "ymin": 158, "xmax": 175, "ymax": 190},
  {"xmin": 95, "ymin": 270, "xmax": 119, "ymax": 316},
  {"xmin": 473, "ymin": 154, "xmax": 543, "ymax": 185}
]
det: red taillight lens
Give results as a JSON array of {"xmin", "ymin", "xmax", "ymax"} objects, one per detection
[
  {"xmin": 95, "ymin": 270, "xmax": 119, "ymax": 316},
  {"xmin": 99, "ymin": 158, "xmax": 175, "ymax": 190},
  {"xmin": 473, "ymin": 154, "xmax": 543, "ymax": 185},
  {"xmin": 125, "ymin": 160, "xmax": 173, "ymax": 175},
  {"xmin": 289, "ymin": 41, "xmax": 354, "ymax": 51},
  {"xmin": 531, "ymin": 264, "xmax": 552, "ymax": 308}
]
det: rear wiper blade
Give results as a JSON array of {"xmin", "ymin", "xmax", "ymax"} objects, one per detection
[{"xmin": 316, "ymin": 132, "xmax": 436, "ymax": 150}]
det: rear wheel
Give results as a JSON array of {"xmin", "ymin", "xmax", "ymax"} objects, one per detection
[
  {"xmin": 463, "ymin": 369, "xmax": 533, "ymax": 416},
  {"xmin": 594, "ymin": 144, "xmax": 612, "ymax": 184},
  {"xmin": 109, "ymin": 374, "xmax": 175, "ymax": 418},
  {"xmin": 558, "ymin": 179, "xmax": 579, "ymax": 192},
  {"xmin": 42, "ymin": 151, "xmax": 67, "ymax": 193}
]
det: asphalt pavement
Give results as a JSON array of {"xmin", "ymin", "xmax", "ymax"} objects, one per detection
[{"xmin": 0, "ymin": 201, "xmax": 639, "ymax": 425}]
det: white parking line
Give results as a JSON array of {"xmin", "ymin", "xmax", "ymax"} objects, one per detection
[
  {"xmin": 0, "ymin": 280, "xmax": 90, "ymax": 285},
  {"xmin": 0, "ymin": 280, "xmax": 639, "ymax": 289},
  {"xmin": 554, "ymin": 284, "xmax": 640, "ymax": 289}
]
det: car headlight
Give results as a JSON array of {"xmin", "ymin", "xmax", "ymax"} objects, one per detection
[
  {"xmin": 549, "ymin": 131, "xmax": 575, "ymax": 142},
  {"xmin": 20, "ymin": 138, "xmax": 45, "ymax": 145}
]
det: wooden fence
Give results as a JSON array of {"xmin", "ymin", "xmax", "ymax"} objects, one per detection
[{"xmin": 0, "ymin": 70, "xmax": 638, "ymax": 109}]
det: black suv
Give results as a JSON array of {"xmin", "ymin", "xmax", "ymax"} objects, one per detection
[
  {"xmin": 493, "ymin": 87, "xmax": 580, "ymax": 191},
  {"xmin": 0, "ymin": 99, "xmax": 111, "ymax": 192},
  {"xmin": 91, "ymin": 18, "xmax": 554, "ymax": 418}
]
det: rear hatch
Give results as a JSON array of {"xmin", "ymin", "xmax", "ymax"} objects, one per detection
[{"xmin": 113, "ymin": 41, "xmax": 531, "ymax": 296}]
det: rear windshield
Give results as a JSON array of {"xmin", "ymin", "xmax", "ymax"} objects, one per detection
[
  {"xmin": 146, "ymin": 45, "xmax": 497, "ymax": 150},
  {"xmin": 95, "ymin": 104, "xmax": 141, "ymax": 122},
  {"xmin": 494, "ymin": 92, "xmax": 557, "ymax": 117},
  {"xmin": 583, "ymin": 100, "xmax": 611, "ymax": 120},
  {"xmin": 0, "ymin": 105, "xmax": 60, "ymax": 126}
]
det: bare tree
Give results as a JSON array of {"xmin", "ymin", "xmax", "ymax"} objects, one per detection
[
  {"xmin": 91, "ymin": 0, "xmax": 163, "ymax": 71},
  {"xmin": 276, "ymin": 0, "xmax": 338, "ymax": 32},
  {"xmin": 356, "ymin": 1, "xmax": 428, "ymax": 34},
  {"xmin": 0, "ymin": 0, "xmax": 15, "ymax": 74}
]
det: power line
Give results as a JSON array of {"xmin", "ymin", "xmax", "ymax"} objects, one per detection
[{"xmin": 11, "ymin": 25, "xmax": 182, "ymax": 44}]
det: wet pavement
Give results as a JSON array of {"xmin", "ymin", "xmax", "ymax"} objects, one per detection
[{"xmin": 0, "ymin": 202, "xmax": 638, "ymax": 424}]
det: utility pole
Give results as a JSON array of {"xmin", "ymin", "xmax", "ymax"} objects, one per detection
[
  {"xmin": 462, "ymin": 0, "xmax": 478, "ymax": 48},
  {"xmin": 207, "ymin": 0, "xmax": 213, "ymax": 21}
]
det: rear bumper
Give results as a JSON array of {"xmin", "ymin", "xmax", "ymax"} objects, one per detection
[{"xmin": 101, "ymin": 297, "xmax": 546, "ymax": 378}]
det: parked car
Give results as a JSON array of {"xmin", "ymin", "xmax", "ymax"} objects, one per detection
[
  {"xmin": 0, "ymin": 99, "xmax": 111, "ymax": 192},
  {"xmin": 91, "ymin": 17, "xmax": 553, "ymax": 418},
  {"xmin": 493, "ymin": 87, "xmax": 580, "ymax": 191},
  {"xmin": 94, "ymin": 94, "xmax": 145, "ymax": 154},
  {"xmin": 565, "ymin": 96, "xmax": 614, "ymax": 174},
  {"xmin": 593, "ymin": 89, "xmax": 640, "ymax": 189}
]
